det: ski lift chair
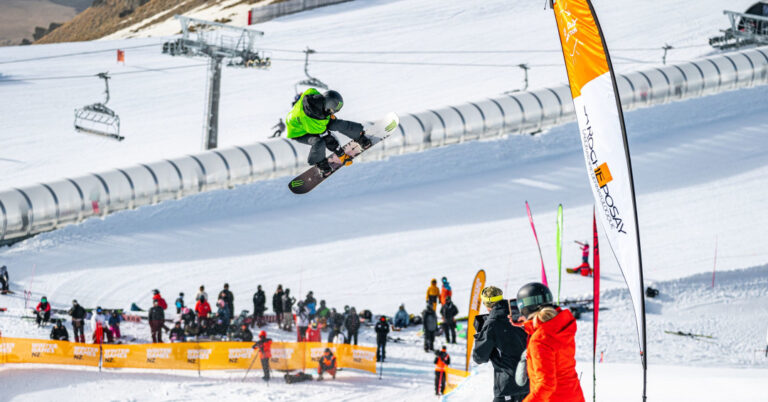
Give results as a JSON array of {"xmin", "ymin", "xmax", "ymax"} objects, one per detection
[{"xmin": 74, "ymin": 72, "xmax": 123, "ymax": 141}]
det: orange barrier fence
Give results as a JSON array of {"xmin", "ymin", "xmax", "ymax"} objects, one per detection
[
  {"xmin": 444, "ymin": 366, "xmax": 471, "ymax": 394},
  {"xmin": 0, "ymin": 337, "xmax": 376, "ymax": 374}
]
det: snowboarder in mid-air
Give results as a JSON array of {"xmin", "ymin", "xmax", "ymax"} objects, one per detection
[{"xmin": 286, "ymin": 88, "xmax": 372, "ymax": 176}]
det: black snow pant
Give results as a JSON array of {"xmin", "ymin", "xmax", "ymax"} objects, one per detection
[
  {"xmin": 292, "ymin": 131, "xmax": 359, "ymax": 165},
  {"xmin": 328, "ymin": 328, "xmax": 343, "ymax": 343},
  {"xmin": 346, "ymin": 329, "xmax": 358, "ymax": 345},
  {"xmin": 442, "ymin": 322, "xmax": 456, "ymax": 344},
  {"xmin": 72, "ymin": 319, "xmax": 85, "ymax": 343},
  {"xmin": 0, "ymin": 277, "xmax": 7, "ymax": 291},
  {"xmin": 261, "ymin": 358, "xmax": 271, "ymax": 380},
  {"xmin": 376, "ymin": 340, "xmax": 386, "ymax": 361},
  {"xmin": 35, "ymin": 310, "xmax": 50, "ymax": 326},
  {"xmin": 150, "ymin": 320, "xmax": 164, "ymax": 343},
  {"xmin": 424, "ymin": 330, "xmax": 435, "ymax": 351},
  {"xmin": 435, "ymin": 371, "xmax": 446, "ymax": 395}
]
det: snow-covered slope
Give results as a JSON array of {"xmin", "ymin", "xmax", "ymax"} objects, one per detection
[{"xmin": 0, "ymin": 0, "xmax": 757, "ymax": 189}]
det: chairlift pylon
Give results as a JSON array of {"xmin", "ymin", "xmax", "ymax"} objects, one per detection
[
  {"xmin": 74, "ymin": 72, "xmax": 123, "ymax": 141},
  {"xmin": 294, "ymin": 47, "xmax": 329, "ymax": 94}
]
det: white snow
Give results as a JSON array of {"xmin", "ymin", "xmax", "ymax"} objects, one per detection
[{"xmin": 1, "ymin": 0, "xmax": 767, "ymax": 401}]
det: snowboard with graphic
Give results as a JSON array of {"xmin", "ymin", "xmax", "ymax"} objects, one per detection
[{"xmin": 288, "ymin": 112, "xmax": 400, "ymax": 194}]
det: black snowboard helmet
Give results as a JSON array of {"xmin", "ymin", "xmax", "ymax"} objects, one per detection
[
  {"xmin": 322, "ymin": 90, "xmax": 344, "ymax": 114},
  {"xmin": 516, "ymin": 282, "xmax": 554, "ymax": 318}
]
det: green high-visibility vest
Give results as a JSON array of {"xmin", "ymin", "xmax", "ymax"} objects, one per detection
[{"xmin": 285, "ymin": 88, "xmax": 330, "ymax": 139}]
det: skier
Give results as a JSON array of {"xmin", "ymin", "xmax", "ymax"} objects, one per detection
[
  {"xmin": 50, "ymin": 319, "xmax": 69, "ymax": 341},
  {"xmin": 440, "ymin": 296, "xmax": 459, "ymax": 344},
  {"xmin": 394, "ymin": 304, "xmax": 410, "ymax": 329},
  {"xmin": 285, "ymin": 88, "xmax": 372, "ymax": 176},
  {"xmin": 195, "ymin": 295, "xmax": 212, "ymax": 324},
  {"xmin": 252, "ymin": 285, "xmax": 266, "ymax": 328},
  {"xmin": 440, "ymin": 277, "xmax": 452, "ymax": 305},
  {"xmin": 196, "ymin": 285, "xmax": 208, "ymax": 302},
  {"xmin": 374, "ymin": 316, "xmax": 390, "ymax": 362},
  {"xmin": 434, "ymin": 346, "xmax": 451, "ymax": 396},
  {"xmin": 296, "ymin": 301, "xmax": 309, "ymax": 342},
  {"xmin": 218, "ymin": 283, "xmax": 234, "ymax": 323},
  {"xmin": 271, "ymin": 118, "xmax": 286, "ymax": 138},
  {"xmin": 571, "ymin": 241, "xmax": 592, "ymax": 276},
  {"xmin": 344, "ymin": 307, "xmax": 360, "ymax": 345},
  {"xmin": 152, "ymin": 289, "xmax": 168, "ymax": 310},
  {"xmin": 108, "ymin": 310, "xmax": 122, "ymax": 340},
  {"xmin": 68, "ymin": 299, "xmax": 86, "ymax": 343},
  {"xmin": 306, "ymin": 321, "xmax": 322, "ymax": 342},
  {"xmin": 426, "ymin": 279, "xmax": 440, "ymax": 311},
  {"xmin": 91, "ymin": 307, "xmax": 112, "ymax": 343},
  {"xmin": 422, "ymin": 303, "xmax": 438, "ymax": 352},
  {"xmin": 149, "ymin": 299, "xmax": 165, "ymax": 343},
  {"xmin": 282, "ymin": 289, "xmax": 295, "ymax": 331},
  {"xmin": 305, "ymin": 291, "xmax": 317, "ymax": 320},
  {"xmin": 252, "ymin": 330, "xmax": 272, "ymax": 381},
  {"xmin": 170, "ymin": 321, "xmax": 186, "ymax": 342},
  {"xmin": 35, "ymin": 296, "xmax": 51, "ymax": 326},
  {"xmin": 515, "ymin": 282, "xmax": 585, "ymax": 401},
  {"xmin": 317, "ymin": 348, "xmax": 337, "ymax": 380},
  {"xmin": 472, "ymin": 286, "xmax": 529, "ymax": 402},
  {"xmin": 0, "ymin": 265, "xmax": 8, "ymax": 294},
  {"xmin": 175, "ymin": 292, "xmax": 185, "ymax": 314},
  {"xmin": 273, "ymin": 285, "xmax": 284, "ymax": 330}
]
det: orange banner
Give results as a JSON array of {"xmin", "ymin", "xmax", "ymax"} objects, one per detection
[
  {"xmin": 444, "ymin": 366, "xmax": 471, "ymax": 394},
  {"xmin": 465, "ymin": 269, "xmax": 486, "ymax": 371},
  {"xmin": 0, "ymin": 338, "xmax": 376, "ymax": 374}
]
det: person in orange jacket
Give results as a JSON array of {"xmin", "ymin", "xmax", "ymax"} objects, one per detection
[
  {"xmin": 434, "ymin": 345, "xmax": 451, "ymax": 395},
  {"xmin": 318, "ymin": 348, "xmax": 337, "ymax": 380},
  {"xmin": 426, "ymin": 279, "xmax": 440, "ymax": 311},
  {"xmin": 514, "ymin": 282, "xmax": 585, "ymax": 402},
  {"xmin": 252, "ymin": 330, "xmax": 272, "ymax": 381}
]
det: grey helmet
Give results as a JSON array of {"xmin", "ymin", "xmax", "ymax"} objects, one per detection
[{"xmin": 323, "ymin": 90, "xmax": 344, "ymax": 114}]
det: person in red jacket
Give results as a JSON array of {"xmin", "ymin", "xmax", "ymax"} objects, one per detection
[
  {"xmin": 252, "ymin": 330, "xmax": 272, "ymax": 381},
  {"xmin": 305, "ymin": 321, "xmax": 322, "ymax": 342},
  {"xmin": 35, "ymin": 296, "xmax": 52, "ymax": 326},
  {"xmin": 195, "ymin": 295, "xmax": 212, "ymax": 325},
  {"xmin": 439, "ymin": 277, "xmax": 452, "ymax": 305},
  {"xmin": 152, "ymin": 289, "xmax": 168, "ymax": 310},
  {"xmin": 514, "ymin": 282, "xmax": 585, "ymax": 402}
]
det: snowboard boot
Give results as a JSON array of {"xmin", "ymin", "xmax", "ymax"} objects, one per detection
[
  {"xmin": 316, "ymin": 160, "xmax": 333, "ymax": 176},
  {"xmin": 338, "ymin": 153, "xmax": 353, "ymax": 167},
  {"xmin": 356, "ymin": 132, "xmax": 372, "ymax": 149}
]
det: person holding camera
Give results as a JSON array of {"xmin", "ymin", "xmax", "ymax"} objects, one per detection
[{"xmin": 472, "ymin": 286, "xmax": 529, "ymax": 402}]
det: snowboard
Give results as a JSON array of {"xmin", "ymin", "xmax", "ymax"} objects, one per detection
[{"xmin": 288, "ymin": 112, "xmax": 400, "ymax": 194}]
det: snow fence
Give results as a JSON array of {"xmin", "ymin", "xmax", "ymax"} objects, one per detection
[
  {"xmin": 0, "ymin": 337, "xmax": 376, "ymax": 373},
  {"xmin": 0, "ymin": 46, "xmax": 766, "ymax": 244}
]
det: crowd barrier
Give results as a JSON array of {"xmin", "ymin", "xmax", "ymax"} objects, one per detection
[
  {"xmin": 0, "ymin": 46, "xmax": 765, "ymax": 245},
  {"xmin": 0, "ymin": 337, "xmax": 376, "ymax": 373}
]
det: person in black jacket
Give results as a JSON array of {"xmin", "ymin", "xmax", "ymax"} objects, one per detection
[
  {"xmin": 252, "ymin": 285, "xmax": 266, "ymax": 328},
  {"xmin": 0, "ymin": 265, "xmax": 9, "ymax": 293},
  {"xmin": 218, "ymin": 283, "xmax": 234, "ymax": 323},
  {"xmin": 344, "ymin": 307, "xmax": 360, "ymax": 345},
  {"xmin": 169, "ymin": 321, "xmax": 186, "ymax": 342},
  {"xmin": 422, "ymin": 303, "xmax": 438, "ymax": 352},
  {"xmin": 234, "ymin": 323, "xmax": 253, "ymax": 342},
  {"xmin": 50, "ymin": 319, "xmax": 69, "ymax": 341},
  {"xmin": 327, "ymin": 308, "xmax": 344, "ymax": 343},
  {"xmin": 148, "ymin": 299, "xmax": 165, "ymax": 343},
  {"xmin": 440, "ymin": 296, "xmax": 459, "ymax": 344},
  {"xmin": 273, "ymin": 285, "xmax": 284, "ymax": 329},
  {"xmin": 68, "ymin": 299, "xmax": 86, "ymax": 343},
  {"xmin": 282, "ymin": 289, "xmax": 295, "ymax": 331},
  {"xmin": 472, "ymin": 286, "xmax": 529, "ymax": 402},
  {"xmin": 374, "ymin": 316, "xmax": 390, "ymax": 362}
]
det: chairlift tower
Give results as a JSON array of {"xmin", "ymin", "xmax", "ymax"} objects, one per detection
[{"xmin": 163, "ymin": 15, "xmax": 270, "ymax": 150}]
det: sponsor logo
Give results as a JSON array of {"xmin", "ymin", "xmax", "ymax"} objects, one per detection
[
  {"xmin": 228, "ymin": 348, "xmax": 253, "ymax": 363},
  {"xmin": 31, "ymin": 343, "xmax": 57, "ymax": 357},
  {"xmin": 581, "ymin": 106, "xmax": 626, "ymax": 234},
  {"xmin": 146, "ymin": 348, "xmax": 172, "ymax": 363},
  {"xmin": 470, "ymin": 277, "xmax": 483, "ymax": 309},
  {"xmin": 271, "ymin": 348, "xmax": 294, "ymax": 360},
  {"xmin": 73, "ymin": 346, "xmax": 99, "ymax": 358},
  {"xmin": 0, "ymin": 343, "xmax": 15, "ymax": 354},
  {"xmin": 558, "ymin": 5, "xmax": 584, "ymax": 62},
  {"xmin": 103, "ymin": 349, "xmax": 130, "ymax": 359},
  {"xmin": 310, "ymin": 347, "xmax": 336, "ymax": 362},
  {"xmin": 385, "ymin": 120, "xmax": 397, "ymax": 132},
  {"xmin": 352, "ymin": 349, "xmax": 375, "ymax": 362},
  {"xmin": 290, "ymin": 180, "xmax": 304, "ymax": 188},
  {"xmin": 186, "ymin": 349, "xmax": 211, "ymax": 363}
]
